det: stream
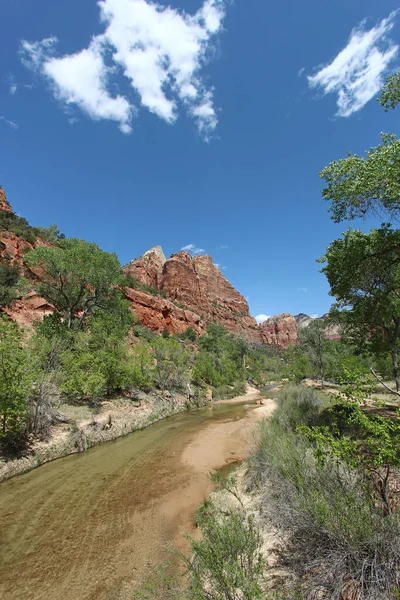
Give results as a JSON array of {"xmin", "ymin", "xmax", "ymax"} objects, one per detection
[{"xmin": 0, "ymin": 397, "xmax": 267, "ymax": 600}]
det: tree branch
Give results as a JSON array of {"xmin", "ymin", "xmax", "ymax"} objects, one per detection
[{"xmin": 370, "ymin": 368, "xmax": 400, "ymax": 397}]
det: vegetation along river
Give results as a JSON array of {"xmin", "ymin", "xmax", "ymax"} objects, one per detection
[{"xmin": 0, "ymin": 394, "xmax": 270, "ymax": 600}]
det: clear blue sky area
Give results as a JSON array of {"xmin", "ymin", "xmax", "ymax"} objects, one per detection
[{"xmin": 1, "ymin": 0, "xmax": 399, "ymax": 320}]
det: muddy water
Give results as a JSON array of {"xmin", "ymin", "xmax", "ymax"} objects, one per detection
[{"xmin": 0, "ymin": 401, "xmax": 260, "ymax": 600}]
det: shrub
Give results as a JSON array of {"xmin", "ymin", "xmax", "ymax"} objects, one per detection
[
  {"xmin": 247, "ymin": 385, "xmax": 400, "ymax": 599},
  {"xmin": 272, "ymin": 385, "xmax": 325, "ymax": 432},
  {"xmin": 0, "ymin": 262, "xmax": 19, "ymax": 307},
  {"xmin": 0, "ymin": 316, "xmax": 31, "ymax": 449},
  {"xmin": 185, "ymin": 506, "xmax": 266, "ymax": 600}
]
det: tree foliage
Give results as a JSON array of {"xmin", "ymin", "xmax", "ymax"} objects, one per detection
[
  {"xmin": 0, "ymin": 316, "xmax": 31, "ymax": 438},
  {"xmin": 298, "ymin": 320, "xmax": 329, "ymax": 386},
  {"xmin": 25, "ymin": 238, "xmax": 125, "ymax": 328},
  {"xmin": 320, "ymin": 226, "xmax": 400, "ymax": 389},
  {"xmin": 320, "ymin": 133, "xmax": 400, "ymax": 222},
  {"xmin": 378, "ymin": 71, "xmax": 400, "ymax": 111}
]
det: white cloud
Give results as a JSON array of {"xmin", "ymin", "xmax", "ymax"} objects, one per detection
[
  {"xmin": 181, "ymin": 243, "xmax": 205, "ymax": 255},
  {"xmin": 298, "ymin": 67, "xmax": 305, "ymax": 77},
  {"xmin": 297, "ymin": 287, "xmax": 308, "ymax": 293},
  {"xmin": 308, "ymin": 11, "xmax": 399, "ymax": 116},
  {"xmin": 311, "ymin": 314, "xmax": 319, "ymax": 319},
  {"xmin": 0, "ymin": 116, "xmax": 18, "ymax": 130},
  {"xmin": 10, "ymin": 84, "xmax": 17, "ymax": 95},
  {"xmin": 255, "ymin": 314, "xmax": 270, "ymax": 324},
  {"xmin": 22, "ymin": 37, "xmax": 133, "ymax": 133},
  {"xmin": 20, "ymin": 0, "xmax": 226, "ymax": 137},
  {"xmin": 216, "ymin": 244, "xmax": 228, "ymax": 250}
]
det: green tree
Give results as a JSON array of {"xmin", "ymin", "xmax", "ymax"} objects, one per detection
[
  {"xmin": 320, "ymin": 226, "xmax": 400, "ymax": 390},
  {"xmin": 298, "ymin": 320, "xmax": 329, "ymax": 386},
  {"xmin": 0, "ymin": 263, "xmax": 20, "ymax": 307},
  {"xmin": 0, "ymin": 316, "xmax": 31, "ymax": 438},
  {"xmin": 284, "ymin": 345, "xmax": 312, "ymax": 382},
  {"xmin": 25, "ymin": 238, "xmax": 124, "ymax": 328},
  {"xmin": 153, "ymin": 337, "xmax": 189, "ymax": 393},
  {"xmin": 58, "ymin": 304, "xmax": 138, "ymax": 398},
  {"xmin": 378, "ymin": 71, "xmax": 400, "ymax": 111},
  {"xmin": 301, "ymin": 382, "xmax": 400, "ymax": 515},
  {"xmin": 320, "ymin": 133, "xmax": 400, "ymax": 222}
]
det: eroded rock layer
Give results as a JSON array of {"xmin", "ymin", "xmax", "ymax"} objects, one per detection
[
  {"xmin": 259, "ymin": 313, "xmax": 298, "ymax": 347},
  {"xmin": 125, "ymin": 248, "xmax": 261, "ymax": 342}
]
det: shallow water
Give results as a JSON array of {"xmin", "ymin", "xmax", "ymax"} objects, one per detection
[{"xmin": 0, "ymin": 401, "xmax": 255, "ymax": 600}]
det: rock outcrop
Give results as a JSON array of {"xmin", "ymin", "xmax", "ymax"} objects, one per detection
[
  {"xmin": 295, "ymin": 312, "xmax": 341, "ymax": 341},
  {"xmin": 0, "ymin": 190, "xmax": 326, "ymax": 347},
  {"xmin": 124, "ymin": 248, "xmax": 261, "ymax": 342},
  {"xmin": 259, "ymin": 313, "xmax": 298, "ymax": 347},
  {"xmin": 295, "ymin": 313, "xmax": 315, "ymax": 330},
  {"xmin": 125, "ymin": 288, "xmax": 205, "ymax": 336},
  {"xmin": 0, "ymin": 188, "xmax": 12, "ymax": 213},
  {"xmin": 125, "ymin": 245, "xmax": 166, "ymax": 289}
]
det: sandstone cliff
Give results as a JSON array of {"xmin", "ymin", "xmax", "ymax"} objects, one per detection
[
  {"xmin": 259, "ymin": 313, "xmax": 298, "ymax": 347},
  {"xmin": 124, "ymin": 247, "xmax": 261, "ymax": 342},
  {"xmin": 0, "ymin": 190, "xmax": 313, "ymax": 348},
  {"xmin": 295, "ymin": 313, "xmax": 341, "ymax": 341},
  {"xmin": 0, "ymin": 188, "xmax": 12, "ymax": 212}
]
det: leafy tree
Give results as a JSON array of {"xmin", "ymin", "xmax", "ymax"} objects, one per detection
[
  {"xmin": 320, "ymin": 133, "xmax": 400, "ymax": 222},
  {"xmin": 180, "ymin": 326, "xmax": 197, "ymax": 342},
  {"xmin": 0, "ymin": 316, "xmax": 31, "ymax": 438},
  {"xmin": 58, "ymin": 304, "xmax": 139, "ymax": 398},
  {"xmin": 378, "ymin": 71, "xmax": 400, "ymax": 111},
  {"xmin": 0, "ymin": 262, "xmax": 19, "ymax": 307},
  {"xmin": 298, "ymin": 320, "xmax": 329, "ymax": 386},
  {"xmin": 35, "ymin": 224, "xmax": 64, "ymax": 244},
  {"xmin": 301, "ymin": 380, "xmax": 400, "ymax": 515},
  {"xmin": 284, "ymin": 345, "xmax": 312, "ymax": 382},
  {"xmin": 130, "ymin": 342, "xmax": 154, "ymax": 390},
  {"xmin": 25, "ymin": 238, "xmax": 125, "ymax": 328},
  {"xmin": 153, "ymin": 337, "xmax": 190, "ymax": 393},
  {"xmin": 320, "ymin": 226, "xmax": 400, "ymax": 390}
]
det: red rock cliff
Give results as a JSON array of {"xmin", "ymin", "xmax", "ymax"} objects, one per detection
[
  {"xmin": 124, "ymin": 245, "xmax": 166, "ymax": 289},
  {"xmin": 124, "ymin": 248, "xmax": 261, "ymax": 342},
  {"xmin": 0, "ymin": 188, "xmax": 12, "ymax": 213},
  {"xmin": 259, "ymin": 313, "xmax": 298, "ymax": 347}
]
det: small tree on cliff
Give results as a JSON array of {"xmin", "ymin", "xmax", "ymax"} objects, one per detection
[
  {"xmin": 320, "ymin": 226, "xmax": 400, "ymax": 391},
  {"xmin": 25, "ymin": 238, "xmax": 125, "ymax": 329}
]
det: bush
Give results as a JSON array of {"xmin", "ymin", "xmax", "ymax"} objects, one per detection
[
  {"xmin": 0, "ymin": 208, "xmax": 63, "ymax": 245},
  {"xmin": 273, "ymin": 385, "xmax": 325, "ymax": 432},
  {"xmin": 180, "ymin": 327, "xmax": 197, "ymax": 342},
  {"xmin": 0, "ymin": 262, "xmax": 19, "ymax": 307},
  {"xmin": 185, "ymin": 506, "xmax": 266, "ymax": 600},
  {"xmin": 247, "ymin": 385, "xmax": 400, "ymax": 599}
]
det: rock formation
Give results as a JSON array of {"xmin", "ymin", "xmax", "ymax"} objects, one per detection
[
  {"xmin": 124, "ymin": 247, "xmax": 261, "ymax": 342},
  {"xmin": 124, "ymin": 245, "xmax": 166, "ymax": 289},
  {"xmin": 259, "ymin": 313, "xmax": 298, "ymax": 347},
  {"xmin": 295, "ymin": 313, "xmax": 341, "ymax": 341},
  {"xmin": 0, "ymin": 188, "xmax": 12, "ymax": 213},
  {"xmin": 1, "ymin": 190, "xmax": 334, "ymax": 348}
]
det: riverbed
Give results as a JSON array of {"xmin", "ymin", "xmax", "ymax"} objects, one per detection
[{"xmin": 0, "ymin": 394, "xmax": 273, "ymax": 600}]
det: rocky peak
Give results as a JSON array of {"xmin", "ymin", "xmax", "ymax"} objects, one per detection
[
  {"xmin": 124, "ymin": 245, "xmax": 166, "ymax": 289},
  {"xmin": 0, "ymin": 188, "xmax": 12, "ymax": 213},
  {"xmin": 295, "ymin": 313, "xmax": 316, "ymax": 329},
  {"xmin": 123, "ymin": 246, "xmax": 261, "ymax": 342}
]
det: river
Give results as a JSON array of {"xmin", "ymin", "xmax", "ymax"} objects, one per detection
[{"xmin": 0, "ymin": 394, "xmax": 272, "ymax": 600}]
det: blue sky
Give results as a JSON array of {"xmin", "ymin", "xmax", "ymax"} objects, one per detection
[{"xmin": 1, "ymin": 0, "xmax": 400, "ymax": 321}]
